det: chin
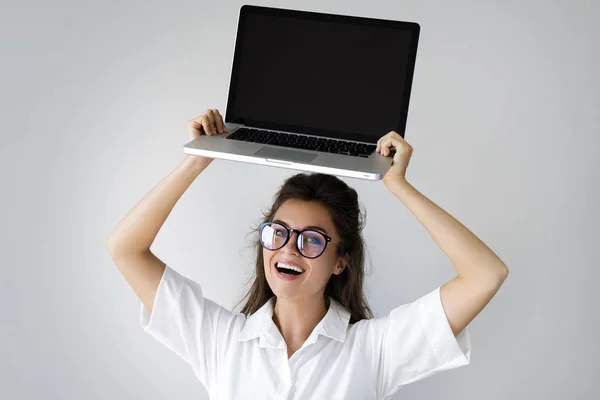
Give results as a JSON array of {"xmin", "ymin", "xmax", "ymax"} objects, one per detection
[
  {"xmin": 265, "ymin": 274, "xmax": 303, "ymax": 299},
  {"xmin": 267, "ymin": 279, "xmax": 296, "ymax": 298}
]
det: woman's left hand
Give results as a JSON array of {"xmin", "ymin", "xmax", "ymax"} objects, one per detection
[{"xmin": 377, "ymin": 131, "xmax": 413, "ymax": 183}]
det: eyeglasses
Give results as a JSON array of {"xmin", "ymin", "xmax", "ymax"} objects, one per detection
[{"xmin": 259, "ymin": 221, "xmax": 337, "ymax": 259}]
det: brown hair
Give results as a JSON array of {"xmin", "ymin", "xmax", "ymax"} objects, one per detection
[{"xmin": 235, "ymin": 172, "xmax": 373, "ymax": 324}]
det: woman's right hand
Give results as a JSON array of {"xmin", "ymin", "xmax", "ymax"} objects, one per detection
[{"xmin": 187, "ymin": 109, "xmax": 229, "ymax": 166}]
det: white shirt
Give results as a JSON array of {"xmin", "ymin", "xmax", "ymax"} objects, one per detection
[{"xmin": 141, "ymin": 265, "xmax": 471, "ymax": 399}]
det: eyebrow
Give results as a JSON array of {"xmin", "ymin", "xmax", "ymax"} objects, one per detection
[{"xmin": 273, "ymin": 219, "xmax": 329, "ymax": 235}]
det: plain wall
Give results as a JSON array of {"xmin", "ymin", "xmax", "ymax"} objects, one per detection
[{"xmin": 1, "ymin": 0, "xmax": 599, "ymax": 399}]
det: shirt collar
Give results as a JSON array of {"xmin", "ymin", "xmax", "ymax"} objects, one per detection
[{"xmin": 238, "ymin": 296, "xmax": 352, "ymax": 348}]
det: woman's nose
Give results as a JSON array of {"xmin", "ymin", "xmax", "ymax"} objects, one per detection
[{"xmin": 282, "ymin": 231, "xmax": 300, "ymax": 254}]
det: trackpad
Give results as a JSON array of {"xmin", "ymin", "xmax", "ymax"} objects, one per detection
[{"xmin": 254, "ymin": 147, "xmax": 318, "ymax": 163}]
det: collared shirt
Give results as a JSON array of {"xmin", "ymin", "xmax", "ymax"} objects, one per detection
[{"xmin": 141, "ymin": 265, "xmax": 471, "ymax": 399}]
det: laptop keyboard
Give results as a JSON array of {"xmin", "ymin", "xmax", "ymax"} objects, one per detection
[{"xmin": 226, "ymin": 127, "xmax": 376, "ymax": 158}]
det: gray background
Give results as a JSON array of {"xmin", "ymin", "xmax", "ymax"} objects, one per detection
[{"xmin": 1, "ymin": 0, "xmax": 598, "ymax": 399}]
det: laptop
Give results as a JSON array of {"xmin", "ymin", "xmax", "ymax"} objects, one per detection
[{"xmin": 183, "ymin": 5, "xmax": 420, "ymax": 181}]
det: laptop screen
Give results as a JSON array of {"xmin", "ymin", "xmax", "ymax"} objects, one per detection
[{"xmin": 226, "ymin": 6, "xmax": 420, "ymax": 143}]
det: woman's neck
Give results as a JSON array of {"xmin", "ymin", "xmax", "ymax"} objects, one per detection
[{"xmin": 272, "ymin": 294, "xmax": 329, "ymax": 349}]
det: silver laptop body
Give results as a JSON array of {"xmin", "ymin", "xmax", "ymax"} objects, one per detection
[{"xmin": 184, "ymin": 5, "xmax": 420, "ymax": 181}]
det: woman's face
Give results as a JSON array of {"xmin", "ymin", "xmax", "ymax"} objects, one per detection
[{"xmin": 263, "ymin": 199, "xmax": 347, "ymax": 301}]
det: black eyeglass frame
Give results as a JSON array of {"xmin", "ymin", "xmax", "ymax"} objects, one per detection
[{"xmin": 258, "ymin": 221, "xmax": 338, "ymax": 259}]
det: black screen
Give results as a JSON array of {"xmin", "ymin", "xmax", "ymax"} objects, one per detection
[{"xmin": 227, "ymin": 9, "xmax": 418, "ymax": 143}]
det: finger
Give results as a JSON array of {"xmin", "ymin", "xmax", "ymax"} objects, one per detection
[
  {"xmin": 377, "ymin": 131, "xmax": 395, "ymax": 153},
  {"xmin": 200, "ymin": 115, "xmax": 209, "ymax": 135},
  {"xmin": 209, "ymin": 109, "xmax": 221, "ymax": 134},
  {"xmin": 381, "ymin": 137, "xmax": 392, "ymax": 156},
  {"xmin": 376, "ymin": 134, "xmax": 386, "ymax": 153},
  {"xmin": 214, "ymin": 109, "xmax": 227, "ymax": 133},
  {"xmin": 204, "ymin": 110, "xmax": 216, "ymax": 135},
  {"xmin": 389, "ymin": 138, "xmax": 400, "ymax": 156},
  {"xmin": 390, "ymin": 131, "xmax": 408, "ymax": 146},
  {"xmin": 377, "ymin": 136, "xmax": 390, "ymax": 156},
  {"xmin": 391, "ymin": 133, "xmax": 412, "ymax": 152},
  {"xmin": 390, "ymin": 136, "xmax": 412, "ymax": 157},
  {"xmin": 202, "ymin": 115, "xmax": 214, "ymax": 135},
  {"xmin": 188, "ymin": 116, "xmax": 204, "ymax": 139}
]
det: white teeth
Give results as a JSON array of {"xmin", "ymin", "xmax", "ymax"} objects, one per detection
[{"xmin": 277, "ymin": 263, "xmax": 305, "ymax": 273}]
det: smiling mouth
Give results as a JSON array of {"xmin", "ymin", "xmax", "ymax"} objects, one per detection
[{"xmin": 275, "ymin": 262, "xmax": 305, "ymax": 276}]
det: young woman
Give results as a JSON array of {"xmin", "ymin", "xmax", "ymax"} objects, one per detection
[{"xmin": 105, "ymin": 109, "xmax": 509, "ymax": 399}]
